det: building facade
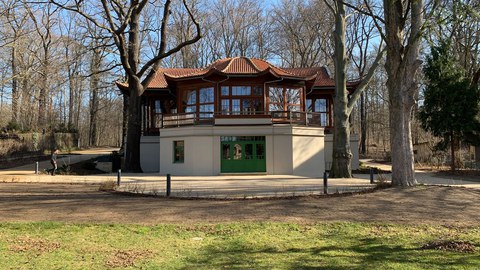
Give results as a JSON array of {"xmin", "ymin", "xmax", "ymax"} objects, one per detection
[{"xmin": 118, "ymin": 57, "xmax": 359, "ymax": 176}]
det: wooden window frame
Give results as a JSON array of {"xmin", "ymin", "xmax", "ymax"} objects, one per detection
[
  {"xmin": 219, "ymin": 84, "xmax": 264, "ymax": 115},
  {"xmin": 306, "ymin": 97, "xmax": 332, "ymax": 127},
  {"xmin": 180, "ymin": 87, "xmax": 215, "ymax": 118},
  {"xmin": 267, "ymin": 85, "xmax": 304, "ymax": 112}
]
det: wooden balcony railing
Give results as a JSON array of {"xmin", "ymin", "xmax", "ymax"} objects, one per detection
[{"xmin": 144, "ymin": 111, "xmax": 329, "ymax": 134}]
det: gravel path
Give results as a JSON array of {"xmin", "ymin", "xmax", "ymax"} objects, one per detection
[{"xmin": 0, "ymin": 183, "xmax": 478, "ymax": 226}]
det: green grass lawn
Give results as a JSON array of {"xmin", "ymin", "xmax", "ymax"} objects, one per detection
[{"xmin": 0, "ymin": 222, "xmax": 478, "ymax": 269}]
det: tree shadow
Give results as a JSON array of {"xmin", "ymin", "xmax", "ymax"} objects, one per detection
[{"xmin": 179, "ymin": 236, "xmax": 480, "ymax": 269}]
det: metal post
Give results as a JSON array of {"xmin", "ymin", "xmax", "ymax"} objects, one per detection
[
  {"xmin": 35, "ymin": 162, "xmax": 39, "ymax": 174},
  {"xmin": 166, "ymin": 174, "xmax": 171, "ymax": 197},
  {"xmin": 323, "ymin": 171, "xmax": 328, "ymax": 194},
  {"xmin": 370, "ymin": 168, "xmax": 374, "ymax": 184},
  {"xmin": 117, "ymin": 169, "xmax": 121, "ymax": 186}
]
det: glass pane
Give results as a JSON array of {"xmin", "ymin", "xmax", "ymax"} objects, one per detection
[
  {"xmin": 253, "ymin": 85, "xmax": 263, "ymax": 96},
  {"xmin": 288, "ymin": 105, "xmax": 300, "ymax": 111},
  {"xmin": 185, "ymin": 90, "xmax": 196, "ymax": 105},
  {"xmin": 306, "ymin": 99, "xmax": 313, "ymax": 112},
  {"xmin": 245, "ymin": 144, "xmax": 253, "ymax": 159},
  {"xmin": 199, "ymin": 87, "xmax": 214, "ymax": 103},
  {"xmin": 154, "ymin": 100, "xmax": 162, "ymax": 113},
  {"xmin": 185, "ymin": 105, "xmax": 196, "ymax": 113},
  {"xmin": 221, "ymin": 99, "xmax": 230, "ymax": 115},
  {"xmin": 232, "ymin": 99, "xmax": 241, "ymax": 114},
  {"xmin": 199, "ymin": 104, "xmax": 214, "ymax": 112},
  {"xmin": 253, "ymin": 99, "xmax": 263, "ymax": 114},
  {"xmin": 222, "ymin": 144, "xmax": 230, "ymax": 160},
  {"xmin": 269, "ymin": 103, "xmax": 283, "ymax": 112},
  {"xmin": 321, "ymin": 113, "xmax": 328, "ymax": 126},
  {"xmin": 174, "ymin": 141, "xmax": 184, "ymax": 163},
  {"xmin": 315, "ymin": 99, "xmax": 327, "ymax": 112},
  {"xmin": 199, "ymin": 104, "xmax": 214, "ymax": 118},
  {"xmin": 221, "ymin": 86, "xmax": 229, "ymax": 96},
  {"xmin": 232, "ymin": 86, "xmax": 251, "ymax": 96},
  {"xmin": 256, "ymin": 143, "xmax": 265, "ymax": 159},
  {"xmin": 242, "ymin": 99, "xmax": 252, "ymax": 114},
  {"xmin": 233, "ymin": 144, "xmax": 242, "ymax": 160},
  {"xmin": 269, "ymin": 87, "xmax": 284, "ymax": 104},
  {"xmin": 286, "ymin": 88, "xmax": 301, "ymax": 105}
]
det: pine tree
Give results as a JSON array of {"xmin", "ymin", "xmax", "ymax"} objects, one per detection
[{"xmin": 419, "ymin": 42, "xmax": 480, "ymax": 171}]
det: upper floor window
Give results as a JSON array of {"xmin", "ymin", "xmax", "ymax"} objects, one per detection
[
  {"xmin": 182, "ymin": 87, "xmax": 214, "ymax": 118},
  {"xmin": 307, "ymin": 98, "xmax": 330, "ymax": 126},
  {"xmin": 268, "ymin": 86, "xmax": 302, "ymax": 112},
  {"xmin": 220, "ymin": 85, "xmax": 263, "ymax": 115}
]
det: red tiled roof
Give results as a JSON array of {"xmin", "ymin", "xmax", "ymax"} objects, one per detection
[
  {"xmin": 117, "ymin": 57, "xmax": 358, "ymax": 90},
  {"xmin": 149, "ymin": 68, "xmax": 201, "ymax": 88},
  {"xmin": 284, "ymin": 67, "xmax": 335, "ymax": 87}
]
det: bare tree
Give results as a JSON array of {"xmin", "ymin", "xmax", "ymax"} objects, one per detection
[
  {"xmin": 272, "ymin": 0, "xmax": 334, "ymax": 68},
  {"xmin": 428, "ymin": 0, "xmax": 480, "ymax": 87},
  {"xmin": 347, "ymin": 1, "xmax": 377, "ymax": 156},
  {"xmin": 50, "ymin": 0, "xmax": 201, "ymax": 172},
  {"xmin": 26, "ymin": 2, "xmax": 61, "ymax": 128},
  {"xmin": 325, "ymin": 0, "xmax": 384, "ymax": 178},
  {"xmin": 3, "ymin": 0, "xmax": 30, "ymax": 125},
  {"xmin": 381, "ymin": 0, "xmax": 424, "ymax": 186},
  {"xmin": 60, "ymin": 14, "xmax": 85, "ymax": 130},
  {"xmin": 205, "ymin": 0, "xmax": 265, "ymax": 59}
]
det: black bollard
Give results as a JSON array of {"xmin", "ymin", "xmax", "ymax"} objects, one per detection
[
  {"xmin": 35, "ymin": 162, "xmax": 39, "ymax": 174},
  {"xmin": 370, "ymin": 168, "xmax": 374, "ymax": 184},
  {"xmin": 117, "ymin": 169, "xmax": 121, "ymax": 186},
  {"xmin": 166, "ymin": 174, "xmax": 171, "ymax": 197},
  {"xmin": 323, "ymin": 171, "xmax": 328, "ymax": 194}
]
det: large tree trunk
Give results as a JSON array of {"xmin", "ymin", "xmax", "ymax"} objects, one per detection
[
  {"xmin": 121, "ymin": 93, "xmax": 129, "ymax": 151},
  {"xmin": 38, "ymin": 50, "xmax": 49, "ymax": 128},
  {"xmin": 125, "ymin": 80, "xmax": 143, "ymax": 172},
  {"xmin": 11, "ymin": 45, "xmax": 19, "ymax": 124},
  {"xmin": 330, "ymin": 0, "xmax": 352, "ymax": 178},
  {"xmin": 384, "ymin": 0, "xmax": 423, "ymax": 186},
  {"xmin": 388, "ymin": 71, "xmax": 417, "ymax": 186},
  {"xmin": 360, "ymin": 92, "xmax": 367, "ymax": 155},
  {"xmin": 89, "ymin": 48, "xmax": 101, "ymax": 146}
]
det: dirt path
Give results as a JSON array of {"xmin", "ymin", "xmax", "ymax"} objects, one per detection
[{"xmin": 0, "ymin": 183, "xmax": 479, "ymax": 226}]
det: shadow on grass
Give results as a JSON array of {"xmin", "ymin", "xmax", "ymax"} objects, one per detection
[{"xmin": 180, "ymin": 237, "xmax": 479, "ymax": 269}]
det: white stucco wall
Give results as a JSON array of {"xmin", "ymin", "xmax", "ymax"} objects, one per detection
[
  {"xmin": 140, "ymin": 125, "xmax": 358, "ymax": 176},
  {"xmin": 292, "ymin": 128, "xmax": 325, "ymax": 177},
  {"xmin": 159, "ymin": 127, "xmax": 216, "ymax": 176}
]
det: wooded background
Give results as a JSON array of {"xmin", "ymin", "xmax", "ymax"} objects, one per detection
[{"xmin": 0, "ymin": 0, "xmax": 478, "ymax": 164}]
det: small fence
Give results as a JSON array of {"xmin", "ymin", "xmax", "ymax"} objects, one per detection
[{"xmin": 113, "ymin": 172, "xmax": 378, "ymax": 199}]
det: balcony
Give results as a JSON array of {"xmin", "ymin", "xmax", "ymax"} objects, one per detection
[{"xmin": 144, "ymin": 111, "xmax": 330, "ymax": 135}]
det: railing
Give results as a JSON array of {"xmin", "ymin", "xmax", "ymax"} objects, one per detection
[
  {"xmin": 149, "ymin": 111, "xmax": 329, "ymax": 130},
  {"xmin": 271, "ymin": 111, "xmax": 328, "ymax": 126},
  {"xmin": 162, "ymin": 112, "xmax": 215, "ymax": 128}
]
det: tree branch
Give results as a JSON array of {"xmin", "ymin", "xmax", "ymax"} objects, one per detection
[
  {"xmin": 49, "ymin": 0, "xmax": 110, "ymax": 32},
  {"xmin": 139, "ymin": 0, "xmax": 201, "ymax": 84},
  {"xmin": 347, "ymin": 45, "xmax": 386, "ymax": 114}
]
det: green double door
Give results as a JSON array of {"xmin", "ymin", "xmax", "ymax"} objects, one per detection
[{"xmin": 221, "ymin": 137, "xmax": 266, "ymax": 173}]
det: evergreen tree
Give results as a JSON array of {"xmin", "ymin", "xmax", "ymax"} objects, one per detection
[{"xmin": 419, "ymin": 42, "xmax": 480, "ymax": 171}]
